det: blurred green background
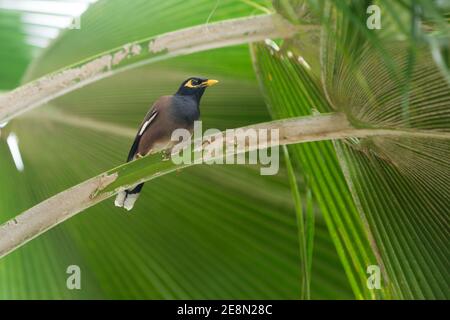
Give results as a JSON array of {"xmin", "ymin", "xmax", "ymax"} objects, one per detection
[
  {"xmin": 0, "ymin": 0, "xmax": 351, "ymax": 299},
  {"xmin": 0, "ymin": 0, "xmax": 448, "ymax": 300}
]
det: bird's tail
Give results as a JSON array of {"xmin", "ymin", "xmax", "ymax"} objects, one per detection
[{"xmin": 114, "ymin": 183, "xmax": 144, "ymax": 211}]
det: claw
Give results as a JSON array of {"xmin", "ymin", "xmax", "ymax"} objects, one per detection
[
  {"xmin": 202, "ymin": 139, "xmax": 211, "ymax": 148},
  {"xmin": 161, "ymin": 149, "xmax": 171, "ymax": 161}
]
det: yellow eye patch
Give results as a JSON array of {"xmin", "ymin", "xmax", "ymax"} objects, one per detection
[
  {"xmin": 184, "ymin": 79, "xmax": 219, "ymax": 88},
  {"xmin": 184, "ymin": 80, "xmax": 198, "ymax": 88}
]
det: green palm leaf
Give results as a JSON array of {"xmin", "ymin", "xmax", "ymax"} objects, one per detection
[
  {"xmin": 0, "ymin": 0, "xmax": 448, "ymax": 300},
  {"xmin": 0, "ymin": 0, "xmax": 352, "ymax": 299},
  {"xmin": 266, "ymin": 0, "xmax": 450, "ymax": 299}
]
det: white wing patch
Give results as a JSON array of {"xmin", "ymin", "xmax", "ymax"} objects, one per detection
[{"xmin": 138, "ymin": 112, "xmax": 158, "ymax": 136}]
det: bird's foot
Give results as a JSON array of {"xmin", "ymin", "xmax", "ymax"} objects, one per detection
[
  {"xmin": 161, "ymin": 149, "xmax": 171, "ymax": 161},
  {"xmin": 202, "ymin": 139, "xmax": 211, "ymax": 148}
]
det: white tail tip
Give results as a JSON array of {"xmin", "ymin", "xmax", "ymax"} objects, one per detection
[
  {"xmin": 123, "ymin": 193, "xmax": 139, "ymax": 211},
  {"xmin": 114, "ymin": 191, "xmax": 126, "ymax": 207}
]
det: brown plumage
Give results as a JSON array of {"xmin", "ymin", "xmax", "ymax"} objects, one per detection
[
  {"xmin": 133, "ymin": 96, "xmax": 183, "ymax": 158},
  {"xmin": 115, "ymin": 77, "xmax": 218, "ymax": 211}
]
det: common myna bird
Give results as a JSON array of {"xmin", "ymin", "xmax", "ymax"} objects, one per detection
[{"xmin": 115, "ymin": 77, "xmax": 219, "ymax": 211}]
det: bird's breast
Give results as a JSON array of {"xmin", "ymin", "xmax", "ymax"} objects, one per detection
[{"xmin": 170, "ymin": 96, "xmax": 200, "ymax": 124}]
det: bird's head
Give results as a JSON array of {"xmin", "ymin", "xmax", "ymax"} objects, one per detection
[{"xmin": 175, "ymin": 77, "xmax": 219, "ymax": 100}]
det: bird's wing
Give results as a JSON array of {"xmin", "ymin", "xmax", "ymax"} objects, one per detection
[{"xmin": 126, "ymin": 104, "xmax": 161, "ymax": 162}]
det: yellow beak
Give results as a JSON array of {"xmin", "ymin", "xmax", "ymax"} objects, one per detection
[{"xmin": 204, "ymin": 79, "xmax": 219, "ymax": 87}]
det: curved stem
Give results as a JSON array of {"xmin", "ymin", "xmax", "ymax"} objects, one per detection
[
  {"xmin": 0, "ymin": 14, "xmax": 299, "ymax": 123},
  {"xmin": 1, "ymin": 112, "xmax": 448, "ymax": 259}
]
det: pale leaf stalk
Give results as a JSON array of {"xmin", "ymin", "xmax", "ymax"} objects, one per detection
[
  {"xmin": 0, "ymin": 112, "xmax": 449, "ymax": 259},
  {"xmin": 0, "ymin": 14, "xmax": 299, "ymax": 123}
]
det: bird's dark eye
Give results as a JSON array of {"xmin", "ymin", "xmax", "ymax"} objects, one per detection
[{"xmin": 192, "ymin": 79, "xmax": 199, "ymax": 85}]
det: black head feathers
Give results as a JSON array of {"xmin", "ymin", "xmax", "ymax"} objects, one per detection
[{"xmin": 175, "ymin": 77, "xmax": 218, "ymax": 99}]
